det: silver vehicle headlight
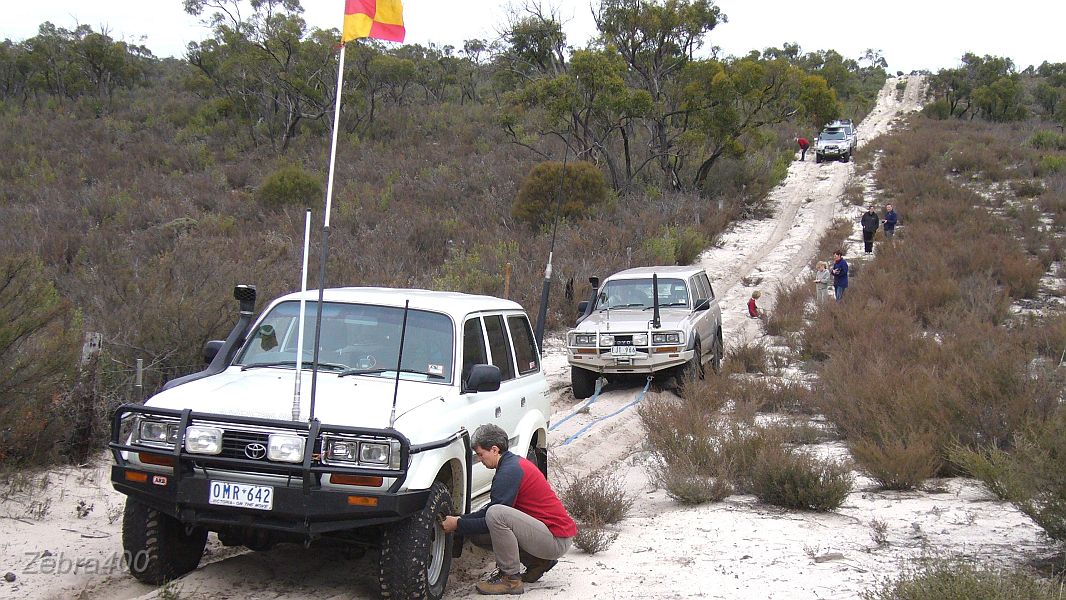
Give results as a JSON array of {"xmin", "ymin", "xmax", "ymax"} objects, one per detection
[
  {"xmin": 632, "ymin": 333, "xmax": 649, "ymax": 346},
  {"xmin": 184, "ymin": 426, "xmax": 222, "ymax": 455},
  {"xmin": 599, "ymin": 334, "xmax": 615, "ymax": 346},
  {"xmin": 652, "ymin": 331, "xmax": 683, "ymax": 345},
  {"xmin": 268, "ymin": 434, "xmax": 305, "ymax": 463},
  {"xmin": 136, "ymin": 419, "xmax": 179, "ymax": 448},
  {"xmin": 569, "ymin": 333, "xmax": 597, "ymax": 347}
]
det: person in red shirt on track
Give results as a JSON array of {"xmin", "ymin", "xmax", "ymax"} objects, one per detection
[
  {"xmin": 442, "ymin": 424, "xmax": 577, "ymax": 595},
  {"xmin": 797, "ymin": 136, "xmax": 810, "ymax": 161}
]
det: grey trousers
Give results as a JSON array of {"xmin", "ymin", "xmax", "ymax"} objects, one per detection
[{"xmin": 469, "ymin": 505, "xmax": 573, "ymax": 575}]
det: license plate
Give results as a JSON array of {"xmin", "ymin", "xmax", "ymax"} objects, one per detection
[
  {"xmin": 611, "ymin": 346, "xmax": 636, "ymax": 357},
  {"xmin": 209, "ymin": 480, "xmax": 273, "ymax": 511}
]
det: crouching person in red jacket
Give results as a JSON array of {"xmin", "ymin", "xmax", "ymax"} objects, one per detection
[{"xmin": 442, "ymin": 424, "xmax": 577, "ymax": 595}]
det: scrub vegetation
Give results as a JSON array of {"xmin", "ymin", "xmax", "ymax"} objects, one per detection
[{"xmin": 0, "ymin": 0, "xmax": 888, "ymax": 468}]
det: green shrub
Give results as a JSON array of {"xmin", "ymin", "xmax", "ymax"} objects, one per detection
[
  {"xmin": 751, "ymin": 445, "xmax": 853, "ymax": 511},
  {"xmin": 1028, "ymin": 130, "xmax": 1066, "ymax": 151},
  {"xmin": 1010, "ymin": 179, "xmax": 1045, "ymax": 198},
  {"xmin": 0, "ymin": 256, "xmax": 82, "ymax": 466},
  {"xmin": 951, "ymin": 406, "xmax": 1066, "ymax": 542},
  {"xmin": 921, "ymin": 99, "xmax": 951, "ymax": 120},
  {"xmin": 512, "ymin": 161, "xmax": 608, "ymax": 227},
  {"xmin": 255, "ymin": 164, "xmax": 323, "ymax": 208},
  {"xmin": 861, "ymin": 559, "xmax": 1064, "ymax": 600},
  {"xmin": 850, "ymin": 432, "xmax": 941, "ymax": 491},
  {"xmin": 642, "ymin": 225, "xmax": 707, "ymax": 265},
  {"xmin": 1038, "ymin": 154, "xmax": 1066, "ymax": 175}
]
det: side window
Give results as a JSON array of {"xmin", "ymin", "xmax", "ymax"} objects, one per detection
[
  {"xmin": 483, "ymin": 315, "xmax": 516, "ymax": 381},
  {"xmin": 462, "ymin": 317, "xmax": 488, "ymax": 386},
  {"xmin": 691, "ymin": 275, "xmax": 708, "ymax": 302},
  {"xmin": 699, "ymin": 273, "xmax": 715, "ymax": 300},
  {"xmin": 507, "ymin": 315, "xmax": 540, "ymax": 376}
]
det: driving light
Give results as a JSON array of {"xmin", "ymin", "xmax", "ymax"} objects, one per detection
[
  {"xmin": 184, "ymin": 426, "xmax": 223, "ymax": 455},
  {"xmin": 268, "ymin": 433, "xmax": 305, "ymax": 463},
  {"xmin": 599, "ymin": 334, "xmax": 615, "ymax": 347},
  {"xmin": 632, "ymin": 333, "xmax": 649, "ymax": 346}
]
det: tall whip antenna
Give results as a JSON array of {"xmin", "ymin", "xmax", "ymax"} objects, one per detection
[{"xmin": 533, "ymin": 144, "xmax": 571, "ymax": 353}]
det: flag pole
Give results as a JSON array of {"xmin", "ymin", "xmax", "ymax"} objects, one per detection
[{"xmin": 308, "ymin": 42, "xmax": 349, "ymax": 423}]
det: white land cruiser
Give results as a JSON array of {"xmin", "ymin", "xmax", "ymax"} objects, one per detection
[
  {"xmin": 109, "ymin": 285, "xmax": 550, "ymax": 600},
  {"xmin": 565, "ymin": 266, "xmax": 723, "ymax": 399}
]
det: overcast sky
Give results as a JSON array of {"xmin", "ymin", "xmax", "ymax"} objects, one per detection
[{"xmin": 2, "ymin": 1, "xmax": 1063, "ymax": 74}]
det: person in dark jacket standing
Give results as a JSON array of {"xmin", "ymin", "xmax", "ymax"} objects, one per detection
[
  {"xmin": 860, "ymin": 206, "xmax": 880, "ymax": 253},
  {"xmin": 831, "ymin": 250, "xmax": 849, "ymax": 301},
  {"xmin": 443, "ymin": 424, "xmax": 576, "ymax": 595},
  {"xmin": 882, "ymin": 204, "xmax": 898, "ymax": 239},
  {"xmin": 797, "ymin": 137, "xmax": 810, "ymax": 161}
]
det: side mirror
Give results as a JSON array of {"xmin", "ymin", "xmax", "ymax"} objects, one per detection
[
  {"xmin": 577, "ymin": 300, "xmax": 589, "ymax": 316},
  {"xmin": 465, "ymin": 364, "xmax": 502, "ymax": 393},
  {"xmin": 203, "ymin": 340, "xmax": 225, "ymax": 364},
  {"xmin": 693, "ymin": 298, "xmax": 711, "ymax": 312}
]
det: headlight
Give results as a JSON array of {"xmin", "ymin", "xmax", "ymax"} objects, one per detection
[
  {"xmin": 268, "ymin": 434, "xmax": 305, "ymax": 463},
  {"xmin": 184, "ymin": 426, "xmax": 222, "ymax": 455},
  {"xmin": 569, "ymin": 333, "xmax": 597, "ymax": 347},
  {"xmin": 652, "ymin": 332, "xmax": 683, "ymax": 345},
  {"xmin": 359, "ymin": 442, "xmax": 390, "ymax": 464},
  {"xmin": 599, "ymin": 334, "xmax": 615, "ymax": 346},
  {"xmin": 632, "ymin": 333, "xmax": 649, "ymax": 346},
  {"xmin": 324, "ymin": 438, "xmax": 401, "ymax": 469},
  {"xmin": 137, "ymin": 420, "xmax": 178, "ymax": 448}
]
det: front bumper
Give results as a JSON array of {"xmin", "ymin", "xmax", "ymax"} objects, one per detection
[
  {"xmin": 112, "ymin": 464, "xmax": 429, "ymax": 534},
  {"xmin": 817, "ymin": 146, "xmax": 846, "ymax": 158},
  {"xmin": 109, "ymin": 404, "xmax": 468, "ymax": 537},
  {"xmin": 567, "ymin": 347, "xmax": 693, "ymax": 374}
]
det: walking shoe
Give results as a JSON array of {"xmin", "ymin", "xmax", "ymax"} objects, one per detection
[
  {"xmin": 521, "ymin": 558, "xmax": 558, "ymax": 583},
  {"xmin": 476, "ymin": 570, "xmax": 524, "ymax": 595}
]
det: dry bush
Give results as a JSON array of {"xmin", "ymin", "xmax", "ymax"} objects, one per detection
[
  {"xmin": 843, "ymin": 181, "xmax": 866, "ymax": 206},
  {"xmin": 726, "ymin": 341, "xmax": 771, "ymax": 374},
  {"xmin": 573, "ymin": 522, "xmax": 618, "ymax": 555},
  {"xmin": 861, "ymin": 559, "xmax": 1065, "ymax": 600},
  {"xmin": 850, "ymin": 431, "xmax": 941, "ymax": 490},
  {"xmin": 750, "ymin": 445, "xmax": 853, "ymax": 511},
  {"xmin": 761, "ymin": 379, "xmax": 818, "ymax": 414},
  {"xmin": 762, "ymin": 281, "xmax": 810, "ymax": 337},
  {"xmin": 560, "ymin": 469, "xmax": 632, "ymax": 526},
  {"xmin": 655, "ymin": 457, "xmax": 734, "ymax": 504}
]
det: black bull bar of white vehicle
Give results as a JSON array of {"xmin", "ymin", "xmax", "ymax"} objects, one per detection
[{"xmin": 108, "ymin": 404, "xmax": 470, "ymax": 536}]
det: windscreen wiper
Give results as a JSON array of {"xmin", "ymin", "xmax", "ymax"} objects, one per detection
[
  {"xmin": 338, "ymin": 367, "xmax": 445, "ymax": 379},
  {"xmin": 600, "ymin": 303, "xmax": 644, "ymax": 311}
]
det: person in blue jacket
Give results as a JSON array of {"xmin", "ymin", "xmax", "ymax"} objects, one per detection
[
  {"xmin": 831, "ymin": 250, "xmax": 849, "ymax": 301},
  {"xmin": 882, "ymin": 204, "xmax": 898, "ymax": 239}
]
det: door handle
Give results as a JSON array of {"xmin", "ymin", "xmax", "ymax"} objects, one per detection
[{"xmin": 495, "ymin": 407, "xmax": 502, "ymax": 418}]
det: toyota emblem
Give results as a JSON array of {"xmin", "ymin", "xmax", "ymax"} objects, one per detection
[{"xmin": 245, "ymin": 443, "xmax": 267, "ymax": 460}]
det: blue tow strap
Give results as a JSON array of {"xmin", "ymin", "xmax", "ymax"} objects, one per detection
[
  {"xmin": 562, "ymin": 376, "xmax": 653, "ymax": 446},
  {"xmin": 549, "ymin": 377, "xmax": 604, "ymax": 432}
]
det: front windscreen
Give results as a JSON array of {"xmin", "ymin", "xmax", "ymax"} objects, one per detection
[
  {"xmin": 235, "ymin": 301, "xmax": 454, "ymax": 383},
  {"xmin": 822, "ymin": 131, "xmax": 846, "ymax": 140},
  {"xmin": 595, "ymin": 278, "xmax": 689, "ymax": 310}
]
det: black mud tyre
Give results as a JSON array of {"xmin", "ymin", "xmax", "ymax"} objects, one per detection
[
  {"xmin": 841, "ymin": 152, "xmax": 850, "ymax": 163},
  {"xmin": 815, "ymin": 154, "xmax": 822, "ymax": 164},
  {"xmin": 379, "ymin": 481, "xmax": 454, "ymax": 600},
  {"xmin": 679, "ymin": 338, "xmax": 705, "ymax": 383},
  {"xmin": 527, "ymin": 439, "xmax": 548, "ymax": 477},
  {"xmin": 571, "ymin": 366, "xmax": 597, "ymax": 400},
  {"xmin": 122, "ymin": 498, "xmax": 207, "ymax": 585},
  {"xmin": 709, "ymin": 331, "xmax": 724, "ymax": 375}
]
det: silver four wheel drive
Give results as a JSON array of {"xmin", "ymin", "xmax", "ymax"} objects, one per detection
[{"xmin": 565, "ymin": 266, "xmax": 723, "ymax": 399}]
